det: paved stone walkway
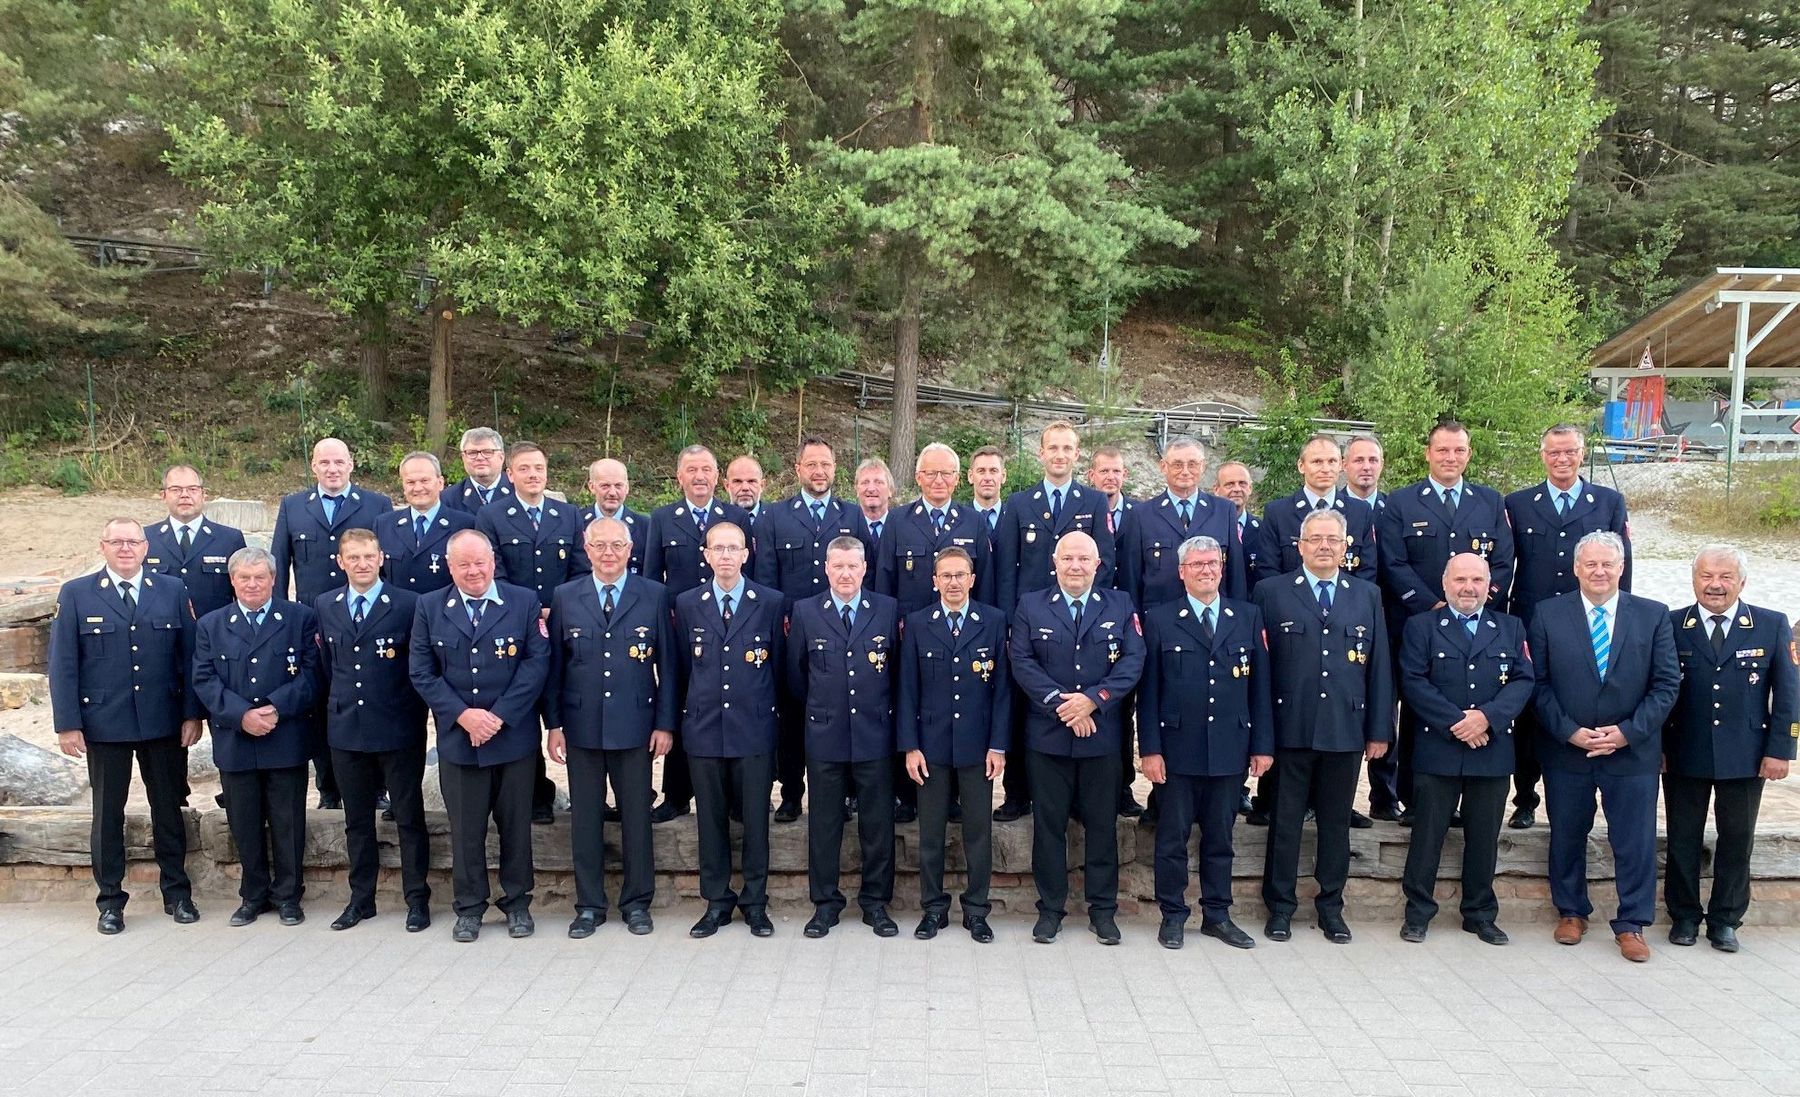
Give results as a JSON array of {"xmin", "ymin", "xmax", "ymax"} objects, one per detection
[{"xmin": 4, "ymin": 901, "xmax": 1797, "ymax": 1097}]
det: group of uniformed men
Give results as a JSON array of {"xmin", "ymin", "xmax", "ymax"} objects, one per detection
[{"xmin": 48, "ymin": 419, "xmax": 1797, "ymax": 960}]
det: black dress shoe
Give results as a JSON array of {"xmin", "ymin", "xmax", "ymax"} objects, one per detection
[
  {"xmin": 774, "ymin": 799, "xmax": 802, "ymax": 823},
  {"xmin": 964, "ymin": 914, "xmax": 994, "ymax": 943},
  {"xmin": 1303, "ymin": 807, "xmax": 1316, "ymax": 823},
  {"xmin": 1318, "ymin": 915, "xmax": 1352, "ymax": 944},
  {"xmin": 165, "ymin": 898, "xmax": 200, "ymax": 924},
  {"xmin": 915, "ymin": 910, "xmax": 948, "ymax": 940},
  {"xmin": 1368, "ymin": 805, "xmax": 1401, "ymax": 823},
  {"xmin": 1264, "ymin": 915, "xmax": 1292, "ymax": 941},
  {"xmin": 568, "ymin": 910, "xmax": 603, "ymax": 939},
  {"xmin": 230, "ymin": 900, "xmax": 273, "ymax": 927},
  {"xmin": 1238, "ymin": 792, "xmax": 1255, "ymax": 815},
  {"xmin": 1348, "ymin": 810, "xmax": 1373, "ymax": 829},
  {"xmin": 1140, "ymin": 806, "xmax": 1159, "ymax": 827},
  {"xmin": 864, "ymin": 907, "xmax": 899, "ymax": 937},
  {"xmin": 531, "ymin": 805, "xmax": 554, "ymax": 826},
  {"xmin": 1463, "ymin": 920, "xmax": 1509, "ymax": 946},
  {"xmin": 1668, "ymin": 921, "xmax": 1699, "ymax": 946},
  {"xmin": 278, "ymin": 904, "xmax": 305, "ymax": 926},
  {"xmin": 97, "ymin": 909, "xmax": 124, "ymax": 935},
  {"xmin": 1032, "ymin": 912, "xmax": 1062, "ymax": 943},
  {"xmin": 690, "ymin": 908, "xmax": 733, "ymax": 938},
  {"xmin": 948, "ymin": 801, "xmax": 963, "ymax": 823},
  {"xmin": 507, "ymin": 909, "xmax": 535, "ymax": 938},
  {"xmin": 651, "ymin": 800, "xmax": 691, "ymax": 824},
  {"xmin": 1400, "ymin": 923, "xmax": 1428, "ymax": 943},
  {"xmin": 1508, "ymin": 806, "xmax": 1537, "ymax": 830},
  {"xmin": 744, "ymin": 909, "xmax": 773, "ymax": 937},
  {"xmin": 841, "ymin": 796, "xmax": 855, "ymax": 822},
  {"xmin": 331, "ymin": 905, "xmax": 373, "ymax": 931},
  {"xmin": 993, "ymin": 800, "xmax": 1031, "ymax": 822},
  {"xmin": 1449, "ymin": 810, "xmax": 1464, "ymax": 828},
  {"xmin": 1118, "ymin": 795, "xmax": 1144, "ymax": 819},
  {"xmin": 625, "ymin": 909, "xmax": 654, "ymax": 936},
  {"xmin": 405, "ymin": 904, "xmax": 431, "ymax": 933},
  {"xmin": 1708, "ymin": 926, "xmax": 1739, "ymax": 953},
  {"xmin": 604, "ymin": 804, "xmax": 622, "ymax": 822},
  {"xmin": 804, "ymin": 909, "xmax": 839, "ymax": 938},
  {"xmin": 317, "ymin": 795, "xmax": 342, "ymax": 810},
  {"xmin": 1397, "ymin": 811, "xmax": 1415, "ymax": 828},
  {"xmin": 452, "ymin": 914, "xmax": 481, "ymax": 942},
  {"xmin": 1157, "ymin": 918, "xmax": 1184, "ymax": 950},
  {"xmin": 1090, "ymin": 914, "xmax": 1122, "ymax": 946},
  {"xmin": 1245, "ymin": 809, "xmax": 1270, "ymax": 827},
  {"xmin": 1201, "ymin": 920, "xmax": 1256, "ymax": 949},
  {"xmin": 375, "ymin": 791, "xmax": 392, "ymax": 815},
  {"xmin": 893, "ymin": 800, "xmax": 918, "ymax": 824},
  {"xmin": 380, "ymin": 806, "xmax": 396, "ymax": 822}
]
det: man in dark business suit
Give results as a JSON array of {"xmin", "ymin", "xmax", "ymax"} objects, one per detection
[
  {"xmin": 1662, "ymin": 545, "xmax": 1798, "ymax": 952},
  {"xmin": 1503, "ymin": 424, "xmax": 1631, "ymax": 830},
  {"xmin": 50, "ymin": 518, "xmax": 203, "ymax": 934},
  {"xmin": 409, "ymin": 529, "xmax": 551, "ymax": 943},
  {"xmin": 1529, "ymin": 530, "xmax": 1679, "ymax": 962},
  {"xmin": 545, "ymin": 517, "xmax": 678, "ymax": 938},
  {"xmin": 898, "ymin": 547, "xmax": 1010, "ymax": 943},
  {"xmin": 193, "ymin": 547, "xmax": 321, "ymax": 928},
  {"xmin": 1008, "ymin": 531, "xmax": 1145, "ymax": 946},
  {"xmin": 313, "ymin": 528, "xmax": 431, "ymax": 933},
  {"xmin": 378, "ymin": 451, "xmax": 475, "ymax": 596},
  {"xmin": 787, "ymin": 537, "xmax": 902, "ymax": 939},
  {"xmin": 1254, "ymin": 508, "xmax": 1392, "ymax": 945},
  {"xmin": 1397, "ymin": 554, "xmax": 1534, "ymax": 946},
  {"xmin": 1138, "ymin": 535, "xmax": 1272, "ymax": 951},
  {"xmin": 674, "ymin": 520, "xmax": 784, "ymax": 939}
]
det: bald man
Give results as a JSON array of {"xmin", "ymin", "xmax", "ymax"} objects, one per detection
[{"xmin": 579, "ymin": 458, "xmax": 647, "ymax": 576}]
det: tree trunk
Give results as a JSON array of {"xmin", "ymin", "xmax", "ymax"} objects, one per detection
[
  {"xmin": 426, "ymin": 297, "xmax": 454, "ymax": 455},
  {"xmin": 891, "ymin": 251, "xmax": 923, "ymax": 473},
  {"xmin": 1339, "ymin": 0, "xmax": 1365, "ymax": 390},
  {"xmin": 358, "ymin": 301, "xmax": 390, "ymax": 418}
]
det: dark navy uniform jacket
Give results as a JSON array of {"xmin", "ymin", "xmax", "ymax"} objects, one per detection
[
  {"xmin": 49, "ymin": 570, "xmax": 201, "ymax": 741},
  {"xmin": 1233, "ymin": 512, "xmax": 1268, "ymax": 589},
  {"xmin": 1117, "ymin": 491, "xmax": 1246, "ymax": 609},
  {"xmin": 145, "ymin": 518, "xmax": 247, "ymax": 619},
  {"xmin": 441, "ymin": 472, "xmax": 514, "ymax": 516},
  {"xmin": 644, "ymin": 499, "xmax": 756, "ymax": 594},
  {"xmin": 785, "ymin": 591, "xmax": 901, "ymax": 764},
  {"xmin": 544, "ymin": 574, "xmax": 679, "ymax": 751},
  {"xmin": 408, "ymin": 581, "xmax": 551, "ymax": 768},
  {"xmin": 1254, "ymin": 491, "xmax": 1378, "ymax": 586},
  {"xmin": 313, "ymin": 584, "xmax": 427, "ymax": 753},
  {"xmin": 897, "ymin": 600, "xmax": 1011, "ymax": 768},
  {"xmin": 1007, "ymin": 586, "xmax": 1145, "ymax": 758},
  {"xmin": 377, "ymin": 506, "xmax": 476, "ymax": 595},
  {"xmin": 994, "ymin": 483, "xmax": 1116, "ymax": 613},
  {"xmin": 1377, "ymin": 479, "xmax": 1514, "ymax": 615},
  {"xmin": 873, "ymin": 499, "xmax": 993, "ymax": 614},
  {"xmin": 1253, "ymin": 570, "xmax": 1394, "ymax": 752},
  {"xmin": 1137, "ymin": 596, "xmax": 1274, "ymax": 776},
  {"xmin": 672, "ymin": 580, "xmax": 784, "ymax": 758},
  {"xmin": 193, "ymin": 599, "xmax": 321, "ymax": 772},
  {"xmin": 1665, "ymin": 602, "xmax": 1799, "ymax": 779},
  {"xmin": 750, "ymin": 494, "xmax": 867, "ymax": 602},
  {"xmin": 1528, "ymin": 590, "xmax": 1679, "ymax": 778},
  {"xmin": 1504, "ymin": 481, "xmax": 1631, "ymax": 625},
  {"xmin": 271, "ymin": 485, "xmax": 395, "ymax": 603},
  {"xmin": 1398, "ymin": 609, "xmax": 1534, "ymax": 777},
  {"xmin": 476, "ymin": 497, "xmax": 589, "ymax": 609},
  {"xmin": 576, "ymin": 504, "xmax": 648, "ymax": 576}
]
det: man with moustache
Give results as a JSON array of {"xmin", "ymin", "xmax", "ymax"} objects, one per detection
[
  {"xmin": 313, "ymin": 528, "xmax": 431, "ymax": 933},
  {"xmin": 442, "ymin": 427, "xmax": 513, "ymax": 514},
  {"xmin": 409, "ymin": 529, "xmax": 551, "ymax": 942},
  {"xmin": 726, "ymin": 455, "xmax": 768, "ymax": 528},
  {"xmin": 50, "ymin": 518, "xmax": 203, "ymax": 934},
  {"xmin": 1397, "ymin": 554, "xmax": 1534, "ymax": 946},
  {"xmin": 1009, "ymin": 531, "xmax": 1145, "ymax": 945},
  {"xmin": 578, "ymin": 457, "xmax": 647, "ymax": 575},
  {"xmin": 1662, "ymin": 545, "xmax": 1797, "ymax": 952},
  {"xmin": 545, "ymin": 517, "xmax": 678, "ymax": 938},
  {"xmin": 193, "ymin": 547, "xmax": 321, "ymax": 927},
  {"xmin": 378, "ymin": 451, "xmax": 475, "ymax": 595},
  {"xmin": 898, "ymin": 546, "xmax": 1010, "ymax": 943}
]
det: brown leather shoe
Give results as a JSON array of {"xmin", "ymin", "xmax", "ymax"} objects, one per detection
[
  {"xmin": 1616, "ymin": 931, "xmax": 1650, "ymax": 962},
  {"xmin": 1553, "ymin": 916, "xmax": 1588, "ymax": 945}
]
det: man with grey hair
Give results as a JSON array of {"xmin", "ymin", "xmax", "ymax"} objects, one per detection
[
  {"xmin": 1529, "ymin": 530, "xmax": 1678, "ymax": 962},
  {"xmin": 579, "ymin": 457, "xmax": 647, "ymax": 575},
  {"xmin": 786, "ymin": 535, "xmax": 902, "ymax": 937},
  {"xmin": 379, "ymin": 450, "xmax": 475, "ymax": 594},
  {"xmin": 193, "ymin": 546, "xmax": 322, "ymax": 927},
  {"xmin": 1662, "ymin": 544, "xmax": 1797, "ymax": 952},
  {"xmin": 444, "ymin": 426, "xmax": 514, "ymax": 514},
  {"xmin": 1503, "ymin": 423, "xmax": 1631, "ymax": 829}
]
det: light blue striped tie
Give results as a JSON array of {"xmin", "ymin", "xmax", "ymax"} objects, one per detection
[{"xmin": 1589, "ymin": 606, "xmax": 1610, "ymax": 680}]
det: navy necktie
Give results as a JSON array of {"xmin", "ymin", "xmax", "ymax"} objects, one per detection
[
  {"xmin": 120, "ymin": 581, "xmax": 137, "ymax": 618},
  {"xmin": 1069, "ymin": 595, "xmax": 1084, "ymax": 630},
  {"xmin": 602, "ymin": 584, "xmax": 616, "ymax": 621},
  {"xmin": 841, "ymin": 604, "xmax": 854, "ymax": 634},
  {"xmin": 352, "ymin": 594, "xmax": 367, "ymax": 625},
  {"xmin": 178, "ymin": 526, "xmax": 193, "ymax": 554},
  {"xmin": 948, "ymin": 610, "xmax": 962, "ymax": 638},
  {"xmin": 811, "ymin": 502, "xmax": 825, "ymax": 525},
  {"xmin": 1316, "ymin": 580, "xmax": 1333, "ymax": 614},
  {"xmin": 1198, "ymin": 605, "xmax": 1214, "ymax": 644},
  {"xmin": 695, "ymin": 507, "xmax": 708, "ymax": 534},
  {"xmin": 1710, "ymin": 615, "xmax": 1727, "ymax": 659},
  {"xmin": 931, "ymin": 508, "xmax": 944, "ymax": 534},
  {"xmin": 414, "ymin": 515, "xmax": 428, "ymax": 545},
  {"xmin": 1178, "ymin": 500, "xmax": 1192, "ymax": 529},
  {"xmin": 1051, "ymin": 488, "xmax": 1063, "ymax": 524},
  {"xmin": 467, "ymin": 599, "xmax": 486, "ymax": 629},
  {"xmin": 720, "ymin": 593, "xmax": 734, "ymax": 626},
  {"xmin": 322, "ymin": 494, "xmax": 341, "ymax": 524},
  {"xmin": 248, "ymin": 606, "xmax": 264, "ymax": 633},
  {"xmin": 870, "ymin": 520, "xmax": 882, "ymax": 540},
  {"xmin": 1557, "ymin": 491, "xmax": 1572, "ymax": 516},
  {"xmin": 1458, "ymin": 613, "xmax": 1477, "ymax": 638},
  {"xmin": 527, "ymin": 506, "xmax": 542, "ymax": 531}
]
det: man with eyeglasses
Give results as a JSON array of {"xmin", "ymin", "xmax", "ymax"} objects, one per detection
[
  {"xmin": 1254, "ymin": 508, "xmax": 1391, "ymax": 945},
  {"xmin": 443, "ymin": 426, "xmax": 514, "ymax": 514},
  {"xmin": 50, "ymin": 518, "xmax": 203, "ymax": 935},
  {"xmin": 1502, "ymin": 424, "xmax": 1630, "ymax": 830},
  {"xmin": 579, "ymin": 457, "xmax": 647, "ymax": 575}
]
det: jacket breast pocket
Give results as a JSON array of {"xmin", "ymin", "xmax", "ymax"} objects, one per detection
[{"xmin": 79, "ymin": 620, "xmax": 119, "ymax": 654}]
